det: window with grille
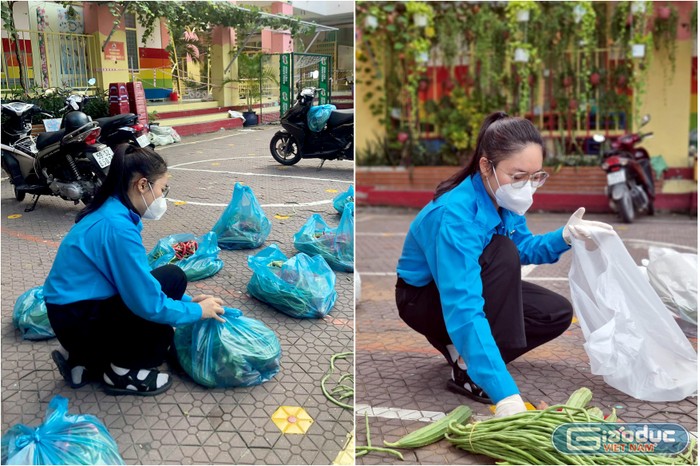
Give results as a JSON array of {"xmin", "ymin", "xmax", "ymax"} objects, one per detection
[{"xmin": 125, "ymin": 13, "xmax": 139, "ymax": 71}]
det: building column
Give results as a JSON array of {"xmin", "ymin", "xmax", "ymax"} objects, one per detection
[
  {"xmin": 267, "ymin": 2, "xmax": 294, "ymax": 53},
  {"xmin": 210, "ymin": 26, "xmax": 238, "ymax": 106},
  {"xmin": 83, "ymin": 2, "xmax": 129, "ymax": 91}
]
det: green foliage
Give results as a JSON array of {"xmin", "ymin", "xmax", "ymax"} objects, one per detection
[
  {"xmin": 82, "ymin": 90, "xmax": 110, "ymax": 120},
  {"xmin": 652, "ymin": 4, "xmax": 679, "ymax": 76},
  {"xmin": 94, "ymin": 1, "xmax": 315, "ymax": 47},
  {"xmin": 423, "ymin": 86, "xmax": 485, "ymax": 165}
]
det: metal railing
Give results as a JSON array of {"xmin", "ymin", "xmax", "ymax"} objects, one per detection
[{"xmin": 1, "ymin": 29, "xmax": 98, "ymax": 94}]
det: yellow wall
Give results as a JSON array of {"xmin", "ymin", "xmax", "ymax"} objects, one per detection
[
  {"xmin": 91, "ymin": 30, "xmax": 130, "ymax": 91},
  {"xmin": 639, "ymin": 40, "xmax": 694, "ymax": 167},
  {"xmin": 356, "ymin": 50, "xmax": 385, "ymax": 160}
]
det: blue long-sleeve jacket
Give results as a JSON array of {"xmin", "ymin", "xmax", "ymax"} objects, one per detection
[
  {"xmin": 44, "ymin": 196, "xmax": 201, "ymax": 326},
  {"xmin": 397, "ymin": 174, "xmax": 570, "ymax": 403}
]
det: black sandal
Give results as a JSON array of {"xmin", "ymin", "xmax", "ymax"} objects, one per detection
[
  {"xmin": 51, "ymin": 350, "xmax": 93, "ymax": 389},
  {"xmin": 102, "ymin": 366, "xmax": 173, "ymax": 396},
  {"xmin": 447, "ymin": 362, "xmax": 493, "ymax": 404}
]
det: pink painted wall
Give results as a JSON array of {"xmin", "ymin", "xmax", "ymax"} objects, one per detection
[
  {"xmin": 271, "ymin": 2, "xmax": 293, "ymax": 15},
  {"xmin": 261, "ymin": 29, "xmax": 273, "ymax": 53},
  {"xmin": 82, "ymin": 2, "xmax": 120, "ymax": 36},
  {"xmin": 672, "ymin": 1, "xmax": 696, "ymax": 41},
  {"xmin": 160, "ymin": 20, "xmax": 170, "ymax": 49},
  {"xmin": 269, "ymin": 1, "xmax": 293, "ymax": 53}
]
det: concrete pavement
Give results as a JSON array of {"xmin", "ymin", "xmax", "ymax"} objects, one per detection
[{"xmin": 1, "ymin": 126, "xmax": 354, "ymax": 465}]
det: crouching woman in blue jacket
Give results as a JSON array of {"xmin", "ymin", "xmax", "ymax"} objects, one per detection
[
  {"xmin": 396, "ymin": 112, "xmax": 612, "ymax": 417},
  {"xmin": 44, "ymin": 144, "xmax": 226, "ymax": 396}
]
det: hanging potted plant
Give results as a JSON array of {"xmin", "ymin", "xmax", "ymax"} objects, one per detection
[
  {"xmin": 406, "ymin": 2, "xmax": 433, "ymax": 28},
  {"xmin": 506, "ymin": 1, "xmax": 540, "ymax": 24},
  {"xmin": 652, "ymin": 3, "xmax": 679, "ymax": 75}
]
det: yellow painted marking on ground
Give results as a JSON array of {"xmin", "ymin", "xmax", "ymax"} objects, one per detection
[
  {"xmin": 211, "ymin": 162, "xmax": 220, "ymax": 166},
  {"xmin": 7, "ymin": 214, "xmax": 22, "ymax": 219},
  {"xmin": 326, "ymin": 189, "xmax": 339, "ymax": 193},
  {"xmin": 276, "ymin": 166, "xmax": 289, "ymax": 170},
  {"xmin": 489, "ymin": 402, "xmax": 537, "ymax": 414},
  {"xmin": 332, "ymin": 433, "xmax": 354, "ymax": 465},
  {"xmin": 271, "ymin": 406, "xmax": 313, "ymax": 434},
  {"xmin": 616, "ymin": 225, "xmax": 628, "ymax": 231},
  {"xmin": 275, "ymin": 214, "xmax": 290, "ymax": 220},
  {"xmin": 572, "ymin": 316, "xmax": 578, "ymax": 324},
  {"xmin": 174, "ymin": 201, "xmax": 187, "ymax": 206}
]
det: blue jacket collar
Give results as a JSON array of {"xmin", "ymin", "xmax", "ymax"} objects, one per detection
[{"xmin": 107, "ymin": 196, "xmax": 143, "ymax": 230}]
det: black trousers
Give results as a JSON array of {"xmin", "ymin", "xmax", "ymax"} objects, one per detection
[
  {"xmin": 397, "ymin": 235, "xmax": 573, "ymax": 365},
  {"xmin": 46, "ymin": 265, "xmax": 187, "ymax": 371}
]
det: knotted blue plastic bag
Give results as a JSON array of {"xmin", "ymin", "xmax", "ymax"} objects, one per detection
[
  {"xmin": 293, "ymin": 203, "xmax": 354, "ymax": 272},
  {"xmin": 247, "ymin": 244, "xmax": 338, "ymax": 319},
  {"xmin": 212, "ymin": 183, "xmax": 271, "ymax": 250},
  {"xmin": 174, "ymin": 307, "xmax": 281, "ymax": 388},
  {"xmin": 12, "ymin": 286, "xmax": 55, "ymax": 341},
  {"xmin": 333, "ymin": 185, "xmax": 354, "ymax": 214},
  {"xmin": 1, "ymin": 395, "xmax": 124, "ymax": 465},
  {"xmin": 307, "ymin": 104, "xmax": 336, "ymax": 132},
  {"xmin": 147, "ymin": 231, "xmax": 224, "ymax": 281}
]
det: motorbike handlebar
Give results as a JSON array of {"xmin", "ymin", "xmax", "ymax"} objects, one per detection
[{"xmin": 641, "ymin": 131, "xmax": 654, "ymax": 138}]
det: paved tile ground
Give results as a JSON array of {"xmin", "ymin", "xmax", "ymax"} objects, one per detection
[
  {"xmin": 1, "ymin": 126, "xmax": 354, "ymax": 464},
  {"xmin": 355, "ymin": 205, "xmax": 698, "ymax": 464}
]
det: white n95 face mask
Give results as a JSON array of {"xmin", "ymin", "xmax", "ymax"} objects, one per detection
[
  {"xmin": 489, "ymin": 168, "xmax": 535, "ymax": 216},
  {"xmin": 141, "ymin": 184, "xmax": 168, "ymax": 220}
]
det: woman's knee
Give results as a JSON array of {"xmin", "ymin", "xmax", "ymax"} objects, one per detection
[
  {"xmin": 151, "ymin": 264, "xmax": 187, "ymax": 299},
  {"xmin": 550, "ymin": 294, "xmax": 574, "ymax": 331}
]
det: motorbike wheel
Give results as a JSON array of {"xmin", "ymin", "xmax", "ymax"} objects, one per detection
[
  {"xmin": 270, "ymin": 133, "xmax": 301, "ymax": 166},
  {"xmin": 13, "ymin": 185, "xmax": 25, "ymax": 202},
  {"xmin": 616, "ymin": 194, "xmax": 635, "ymax": 223}
]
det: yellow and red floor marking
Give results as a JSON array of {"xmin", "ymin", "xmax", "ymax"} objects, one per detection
[{"xmin": 271, "ymin": 406, "xmax": 314, "ymax": 434}]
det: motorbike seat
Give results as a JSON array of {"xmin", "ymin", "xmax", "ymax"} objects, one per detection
[
  {"xmin": 36, "ymin": 129, "xmax": 66, "ymax": 150},
  {"xmin": 95, "ymin": 114, "xmax": 138, "ymax": 134},
  {"xmin": 326, "ymin": 110, "xmax": 354, "ymax": 128}
]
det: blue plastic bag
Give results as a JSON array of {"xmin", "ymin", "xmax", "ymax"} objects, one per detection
[
  {"xmin": 247, "ymin": 244, "xmax": 338, "ymax": 319},
  {"xmin": 333, "ymin": 185, "xmax": 354, "ymax": 214},
  {"xmin": 293, "ymin": 203, "xmax": 354, "ymax": 272},
  {"xmin": 212, "ymin": 183, "xmax": 271, "ymax": 250},
  {"xmin": 147, "ymin": 231, "xmax": 224, "ymax": 281},
  {"xmin": 174, "ymin": 307, "xmax": 281, "ymax": 388},
  {"xmin": 12, "ymin": 286, "xmax": 55, "ymax": 341},
  {"xmin": 307, "ymin": 104, "xmax": 337, "ymax": 132},
  {"xmin": 1, "ymin": 395, "xmax": 124, "ymax": 465}
]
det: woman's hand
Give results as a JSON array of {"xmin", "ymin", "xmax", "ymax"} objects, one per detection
[
  {"xmin": 494, "ymin": 394, "xmax": 528, "ymax": 418},
  {"xmin": 192, "ymin": 294, "xmax": 216, "ymax": 303},
  {"xmin": 198, "ymin": 297, "xmax": 225, "ymax": 323},
  {"xmin": 563, "ymin": 207, "xmax": 614, "ymax": 245}
]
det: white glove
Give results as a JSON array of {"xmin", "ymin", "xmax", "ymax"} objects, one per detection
[
  {"xmin": 563, "ymin": 207, "xmax": 614, "ymax": 245},
  {"xmin": 494, "ymin": 394, "xmax": 528, "ymax": 418}
]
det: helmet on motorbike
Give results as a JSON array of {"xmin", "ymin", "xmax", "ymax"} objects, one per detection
[{"xmin": 63, "ymin": 111, "xmax": 91, "ymax": 133}]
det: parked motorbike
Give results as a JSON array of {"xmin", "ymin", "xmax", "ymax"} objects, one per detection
[
  {"xmin": 58, "ymin": 82, "xmax": 151, "ymax": 150},
  {"xmin": 1, "ymin": 102, "xmax": 113, "ymax": 212},
  {"xmin": 593, "ymin": 114, "xmax": 655, "ymax": 223},
  {"xmin": 270, "ymin": 87, "xmax": 353, "ymax": 167}
]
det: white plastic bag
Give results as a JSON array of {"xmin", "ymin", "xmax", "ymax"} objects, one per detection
[
  {"xmin": 568, "ymin": 229, "xmax": 697, "ymax": 402},
  {"xmin": 148, "ymin": 125, "xmax": 180, "ymax": 146},
  {"xmin": 646, "ymin": 247, "xmax": 698, "ymax": 325}
]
